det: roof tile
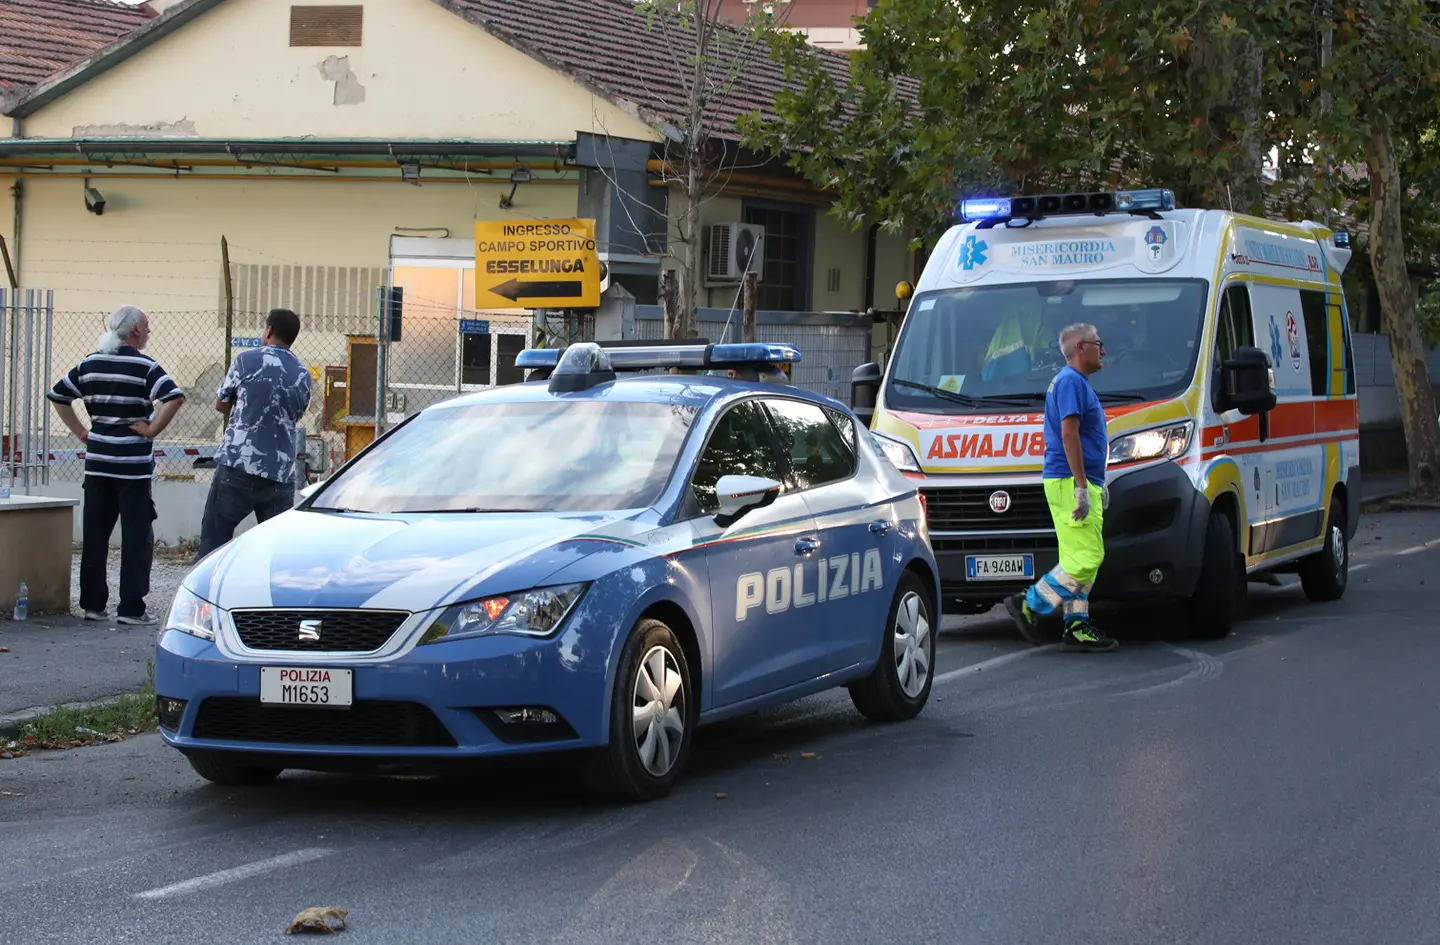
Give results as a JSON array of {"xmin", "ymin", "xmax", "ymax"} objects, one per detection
[{"xmin": 0, "ymin": 0, "xmax": 154, "ymax": 91}]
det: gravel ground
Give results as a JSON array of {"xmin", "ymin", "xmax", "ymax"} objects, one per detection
[{"xmin": 65, "ymin": 548, "xmax": 194, "ymax": 619}]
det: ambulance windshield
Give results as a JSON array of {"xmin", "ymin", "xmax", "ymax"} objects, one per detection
[{"xmin": 886, "ymin": 278, "xmax": 1207, "ymax": 412}]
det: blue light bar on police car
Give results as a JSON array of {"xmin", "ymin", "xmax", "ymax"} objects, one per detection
[{"xmin": 515, "ymin": 342, "xmax": 802, "ymax": 372}]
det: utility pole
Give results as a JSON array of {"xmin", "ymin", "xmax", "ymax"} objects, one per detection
[{"xmin": 742, "ymin": 271, "xmax": 758, "ymax": 343}]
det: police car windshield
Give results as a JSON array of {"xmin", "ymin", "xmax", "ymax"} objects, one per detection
[
  {"xmin": 310, "ymin": 400, "xmax": 697, "ymax": 514},
  {"xmin": 887, "ymin": 278, "xmax": 1207, "ymax": 412}
]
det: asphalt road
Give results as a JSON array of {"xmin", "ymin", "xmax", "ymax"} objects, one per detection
[{"xmin": 1, "ymin": 509, "xmax": 1437, "ymax": 945}]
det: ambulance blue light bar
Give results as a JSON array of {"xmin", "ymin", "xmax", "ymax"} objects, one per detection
[
  {"xmin": 959, "ymin": 188, "xmax": 1175, "ymax": 222},
  {"xmin": 516, "ymin": 342, "xmax": 802, "ymax": 372}
]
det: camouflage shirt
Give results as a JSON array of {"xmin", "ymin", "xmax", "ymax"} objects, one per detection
[{"xmin": 215, "ymin": 346, "xmax": 312, "ymax": 484}]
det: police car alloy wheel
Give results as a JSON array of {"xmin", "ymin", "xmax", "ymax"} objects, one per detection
[
  {"xmin": 848, "ymin": 572, "xmax": 936, "ymax": 722},
  {"xmin": 589, "ymin": 618, "xmax": 695, "ymax": 801}
]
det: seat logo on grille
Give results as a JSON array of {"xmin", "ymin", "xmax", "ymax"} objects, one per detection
[
  {"xmin": 297, "ymin": 619, "xmax": 323, "ymax": 643},
  {"xmin": 988, "ymin": 490, "xmax": 1011, "ymax": 513}
]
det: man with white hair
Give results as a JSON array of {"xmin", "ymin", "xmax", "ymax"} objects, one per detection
[
  {"xmin": 48, "ymin": 305, "xmax": 185, "ymax": 624},
  {"xmin": 1004, "ymin": 321, "xmax": 1117, "ymax": 652}
]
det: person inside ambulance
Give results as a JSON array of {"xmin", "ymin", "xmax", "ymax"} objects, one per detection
[{"xmin": 981, "ymin": 300, "xmax": 1049, "ymax": 381}]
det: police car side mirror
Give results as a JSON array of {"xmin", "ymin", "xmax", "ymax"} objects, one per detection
[
  {"xmin": 851, "ymin": 362, "xmax": 882, "ymax": 427},
  {"xmin": 713, "ymin": 474, "xmax": 781, "ymax": 527},
  {"xmin": 1219, "ymin": 347, "xmax": 1277, "ymax": 417}
]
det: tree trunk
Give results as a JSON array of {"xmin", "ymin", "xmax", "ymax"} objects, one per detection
[
  {"xmin": 660, "ymin": 268, "xmax": 682, "ymax": 340},
  {"xmin": 1364, "ymin": 115, "xmax": 1440, "ymax": 496},
  {"xmin": 677, "ymin": 155, "xmax": 701, "ymax": 340},
  {"xmin": 742, "ymin": 271, "xmax": 758, "ymax": 342}
]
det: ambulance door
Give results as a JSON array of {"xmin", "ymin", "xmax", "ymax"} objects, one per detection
[{"xmin": 1245, "ymin": 283, "xmax": 1328, "ymax": 558}]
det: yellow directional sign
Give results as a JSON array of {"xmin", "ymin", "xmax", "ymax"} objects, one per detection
[{"xmin": 474, "ymin": 218, "xmax": 601, "ymax": 309}]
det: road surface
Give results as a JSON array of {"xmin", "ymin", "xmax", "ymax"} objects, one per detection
[{"xmin": 1, "ymin": 510, "xmax": 1436, "ymax": 944}]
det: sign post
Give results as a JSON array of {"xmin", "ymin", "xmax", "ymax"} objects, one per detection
[{"xmin": 474, "ymin": 219, "xmax": 601, "ymax": 310}]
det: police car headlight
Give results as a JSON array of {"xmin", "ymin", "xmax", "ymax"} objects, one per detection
[
  {"xmin": 420, "ymin": 583, "xmax": 589, "ymax": 644},
  {"xmin": 1108, "ymin": 421, "xmax": 1193, "ymax": 465},
  {"xmin": 871, "ymin": 432, "xmax": 922, "ymax": 473},
  {"xmin": 166, "ymin": 586, "xmax": 219, "ymax": 641}
]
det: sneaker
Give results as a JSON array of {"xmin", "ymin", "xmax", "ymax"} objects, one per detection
[
  {"xmin": 1061, "ymin": 623, "xmax": 1119, "ymax": 652},
  {"xmin": 82, "ymin": 610, "xmax": 106, "ymax": 621},
  {"xmin": 116, "ymin": 613, "xmax": 158, "ymax": 627},
  {"xmin": 1004, "ymin": 594, "xmax": 1047, "ymax": 646}
]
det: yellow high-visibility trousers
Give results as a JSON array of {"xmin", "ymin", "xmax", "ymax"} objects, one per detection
[{"xmin": 1024, "ymin": 477, "xmax": 1105, "ymax": 624}]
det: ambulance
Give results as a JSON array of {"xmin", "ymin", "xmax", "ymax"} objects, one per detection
[{"xmin": 851, "ymin": 188, "xmax": 1360, "ymax": 637}]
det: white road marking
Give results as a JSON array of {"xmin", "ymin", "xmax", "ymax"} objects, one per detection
[
  {"xmin": 132, "ymin": 848, "xmax": 335, "ymax": 901},
  {"xmin": 933, "ymin": 646, "xmax": 1047, "ymax": 685},
  {"xmin": 1396, "ymin": 542, "xmax": 1434, "ymax": 556},
  {"xmin": 1350, "ymin": 564, "xmax": 1369, "ymax": 573},
  {"xmin": 1352, "ymin": 536, "xmax": 1440, "ymax": 561}
]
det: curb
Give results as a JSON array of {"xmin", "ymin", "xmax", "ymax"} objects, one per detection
[{"xmin": 0, "ymin": 693, "xmax": 142, "ymax": 738}]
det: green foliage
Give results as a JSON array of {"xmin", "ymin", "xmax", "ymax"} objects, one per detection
[{"xmin": 742, "ymin": 0, "xmax": 1440, "ymax": 265}]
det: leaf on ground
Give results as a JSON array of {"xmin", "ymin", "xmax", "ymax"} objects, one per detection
[
  {"xmin": 773, "ymin": 753, "xmax": 790, "ymax": 760},
  {"xmin": 0, "ymin": 646, "xmax": 9, "ymax": 652},
  {"xmin": 285, "ymin": 906, "xmax": 349, "ymax": 934},
  {"xmin": 801, "ymin": 752, "xmax": 820, "ymax": 760},
  {"xmin": 714, "ymin": 792, "xmax": 728, "ymax": 800}
]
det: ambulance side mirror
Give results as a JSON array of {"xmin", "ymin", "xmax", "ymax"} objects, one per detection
[
  {"xmin": 713, "ymin": 474, "xmax": 781, "ymax": 528},
  {"xmin": 1218, "ymin": 347, "xmax": 1277, "ymax": 417},
  {"xmin": 851, "ymin": 362, "xmax": 882, "ymax": 427}
]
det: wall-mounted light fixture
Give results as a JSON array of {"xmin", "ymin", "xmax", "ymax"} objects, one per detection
[
  {"xmin": 499, "ymin": 165, "xmax": 532, "ymax": 209},
  {"xmin": 400, "ymin": 162, "xmax": 421, "ymax": 185}
]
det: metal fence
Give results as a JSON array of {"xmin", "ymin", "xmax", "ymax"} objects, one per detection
[{"xmin": 1, "ymin": 289, "xmax": 56, "ymax": 492}]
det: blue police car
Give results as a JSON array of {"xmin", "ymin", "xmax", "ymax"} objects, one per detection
[{"xmin": 155, "ymin": 342, "xmax": 939, "ymax": 800}]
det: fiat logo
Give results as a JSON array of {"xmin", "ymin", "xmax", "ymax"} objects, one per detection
[{"xmin": 988, "ymin": 490, "xmax": 1011, "ymax": 514}]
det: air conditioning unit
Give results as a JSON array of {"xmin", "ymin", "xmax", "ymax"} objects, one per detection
[{"xmin": 706, "ymin": 222, "xmax": 765, "ymax": 286}]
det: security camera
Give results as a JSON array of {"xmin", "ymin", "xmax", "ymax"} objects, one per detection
[{"xmin": 84, "ymin": 186, "xmax": 105, "ymax": 216}]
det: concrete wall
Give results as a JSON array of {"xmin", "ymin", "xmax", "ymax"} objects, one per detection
[{"xmin": 21, "ymin": 0, "xmax": 656, "ymax": 143}]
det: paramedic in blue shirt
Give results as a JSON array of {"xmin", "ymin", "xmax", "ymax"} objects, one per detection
[
  {"xmin": 194, "ymin": 308, "xmax": 312, "ymax": 562},
  {"xmin": 1005, "ymin": 322, "xmax": 1118, "ymax": 652}
]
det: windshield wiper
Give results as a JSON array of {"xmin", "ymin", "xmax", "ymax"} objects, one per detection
[
  {"xmin": 975, "ymin": 393, "xmax": 1047, "ymax": 407},
  {"xmin": 889, "ymin": 378, "xmax": 983, "ymax": 407},
  {"xmin": 1097, "ymin": 392, "xmax": 1151, "ymax": 403},
  {"xmin": 400, "ymin": 507, "xmax": 539, "ymax": 514}
]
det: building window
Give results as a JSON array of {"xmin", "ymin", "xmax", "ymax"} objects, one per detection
[
  {"xmin": 742, "ymin": 202, "xmax": 813, "ymax": 312},
  {"xmin": 1299, "ymin": 289, "xmax": 1331, "ymax": 396},
  {"xmin": 290, "ymin": 5, "xmax": 363, "ymax": 46}
]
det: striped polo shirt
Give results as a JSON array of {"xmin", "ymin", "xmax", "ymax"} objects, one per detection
[{"xmin": 47, "ymin": 347, "xmax": 184, "ymax": 479}]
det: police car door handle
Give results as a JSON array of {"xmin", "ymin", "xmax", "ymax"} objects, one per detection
[
  {"xmin": 795, "ymin": 537, "xmax": 820, "ymax": 556},
  {"xmin": 869, "ymin": 520, "xmax": 892, "ymax": 536}
]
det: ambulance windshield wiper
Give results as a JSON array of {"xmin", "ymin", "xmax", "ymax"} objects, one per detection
[
  {"xmin": 889, "ymin": 378, "xmax": 983, "ymax": 407},
  {"xmin": 976, "ymin": 393, "xmax": 1046, "ymax": 407},
  {"xmin": 1097, "ymin": 392, "xmax": 1150, "ymax": 403}
]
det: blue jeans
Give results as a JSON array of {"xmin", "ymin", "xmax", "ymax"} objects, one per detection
[{"xmin": 195, "ymin": 464, "xmax": 294, "ymax": 562}]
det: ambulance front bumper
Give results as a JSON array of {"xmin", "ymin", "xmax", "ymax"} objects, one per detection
[{"xmin": 923, "ymin": 461, "xmax": 1210, "ymax": 604}]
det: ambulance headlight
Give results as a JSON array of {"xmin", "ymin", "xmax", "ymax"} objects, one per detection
[
  {"xmin": 1108, "ymin": 421, "xmax": 1193, "ymax": 465},
  {"xmin": 871, "ymin": 432, "xmax": 922, "ymax": 473},
  {"xmin": 420, "ymin": 583, "xmax": 589, "ymax": 643}
]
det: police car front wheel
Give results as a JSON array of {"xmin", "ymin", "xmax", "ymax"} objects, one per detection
[
  {"xmin": 587, "ymin": 618, "xmax": 695, "ymax": 801},
  {"xmin": 848, "ymin": 572, "xmax": 936, "ymax": 722}
]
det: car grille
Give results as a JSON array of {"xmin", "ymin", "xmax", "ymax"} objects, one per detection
[
  {"xmin": 921, "ymin": 485, "xmax": 1053, "ymax": 532},
  {"xmin": 931, "ymin": 534, "xmax": 1059, "ymax": 554},
  {"xmin": 192, "ymin": 698, "xmax": 456, "ymax": 747},
  {"xmin": 231, "ymin": 609, "xmax": 409, "ymax": 653}
]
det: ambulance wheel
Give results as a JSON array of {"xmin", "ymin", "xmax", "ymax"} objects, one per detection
[
  {"xmin": 1187, "ymin": 510, "xmax": 1245, "ymax": 639},
  {"xmin": 586, "ymin": 618, "xmax": 694, "ymax": 802},
  {"xmin": 849, "ymin": 571, "xmax": 935, "ymax": 722},
  {"xmin": 185, "ymin": 752, "xmax": 283, "ymax": 786},
  {"xmin": 1299, "ymin": 499, "xmax": 1348, "ymax": 602}
]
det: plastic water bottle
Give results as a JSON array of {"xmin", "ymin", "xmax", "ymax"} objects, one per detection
[
  {"xmin": 13, "ymin": 581, "xmax": 27, "ymax": 621},
  {"xmin": 0, "ymin": 464, "xmax": 10, "ymax": 500}
]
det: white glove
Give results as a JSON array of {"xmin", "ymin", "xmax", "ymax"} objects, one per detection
[
  {"xmin": 1101, "ymin": 483, "xmax": 1110, "ymax": 511},
  {"xmin": 1073, "ymin": 485, "xmax": 1092, "ymax": 522}
]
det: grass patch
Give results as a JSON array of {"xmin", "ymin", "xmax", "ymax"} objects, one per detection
[{"xmin": 7, "ymin": 662, "xmax": 157, "ymax": 755}]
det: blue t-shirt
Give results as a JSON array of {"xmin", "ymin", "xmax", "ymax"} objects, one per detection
[
  {"xmin": 1042, "ymin": 366, "xmax": 1108, "ymax": 485},
  {"xmin": 215, "ymin": 346, "xmax": 313, "ymax": 484}
]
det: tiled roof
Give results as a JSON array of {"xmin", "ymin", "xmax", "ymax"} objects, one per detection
[
  {"xmin": 0, "ymin": 0, "xmax": 154, "ymax": 90},
  {"xmin": 436, "ymin": 0, "xmax": 908, "ymax": 139}
]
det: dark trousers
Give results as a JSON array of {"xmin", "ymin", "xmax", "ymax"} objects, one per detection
[
  {"xmin": 196, "ymin": 464, "xmax": 295, "ymax": 562},
  {"xmin": 80, "ymin": 476, "xmax": 155, "ymax": 618}
]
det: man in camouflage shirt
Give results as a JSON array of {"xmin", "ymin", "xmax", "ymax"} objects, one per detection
[{"xmin": 195, "ymin": 308, "xmax": 313, "ymax": 561}]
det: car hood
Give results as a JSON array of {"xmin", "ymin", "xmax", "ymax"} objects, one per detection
[{"xmin": 188, "ymin": 508, "xmax": 640, "ymax": 612}]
